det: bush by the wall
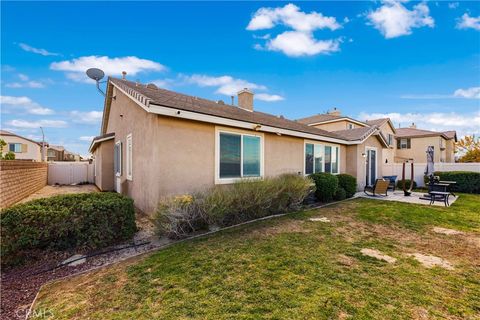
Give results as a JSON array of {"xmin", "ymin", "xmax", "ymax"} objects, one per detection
[
  {"xmin": 310, "ymin": 173, "xmax": 338, "ymax": 203},
  {"xmin": 334, "ymin": 187, "xmax": 347, "ymax": 201},
  {"xmin": 155, "ymin": 174, "xmax": 313, "ymax": 239},
  {"xmin": 396, "ymin": 179, "xmax": 417, "ymax": 190},
  {"xmin": 336, "ymin": 174, "xmax": 357, "ymax": 198},
  {"xmin": 1, "ymin": 192, "xmax": 136, "ymax": 265},
  {"xmin": 424, "ymin": 171, "xmax": 480, "ymax": 194}
]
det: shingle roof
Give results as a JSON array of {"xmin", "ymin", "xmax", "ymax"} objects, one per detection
[
  {"xmin": 396, "ymin": 127, "xmax": 451, "ymax": 139},
  {"xmin": 89, "ymin": 132, "xmax": 115, "ymax": 152},
  {"xmin": 332, "ymin": 126, "xmax": 378, "ymax": 141},
  {"xmin": 110, "ymin": 78, "xmax": 343, "ymax": 140},
  {"xmin": 365, "ymin": 118, "xmax": 388, "ymax": 127},
  {"xmin": 443, "ymin": 130, "xmax": 457, "ymax": 140},
  {"xmin": 0, "ymin": 130, "xmax": 44, "ymax": 146},
  {"xmin": 296, "ymin": 113, "xmax": 343, "ymax": 124}
]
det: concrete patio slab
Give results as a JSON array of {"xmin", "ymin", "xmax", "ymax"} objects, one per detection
[{"xmin": 354, "ymin": 190, "xmax": 458, "ymax": 207}]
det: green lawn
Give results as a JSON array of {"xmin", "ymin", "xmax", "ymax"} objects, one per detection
[{"xmin": 33, "ymin": 194, "xmax": 480, "ymax": 319}]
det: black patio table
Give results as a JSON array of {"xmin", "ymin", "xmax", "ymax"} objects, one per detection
[{"xmin": 438, "ymin": 181, "xmax": 457, "ymax": 197}]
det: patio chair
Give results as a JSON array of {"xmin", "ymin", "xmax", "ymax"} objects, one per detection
[{"xmin": 364, "ymin": 179, "xmax": 390, "ymax": 197}]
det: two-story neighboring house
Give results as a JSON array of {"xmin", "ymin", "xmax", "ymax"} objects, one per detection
[
  {"xmin": 395, "ymin": 124, "xmax": 457, "ymax": 163},
  {"xmin": 0, "ymin": 130, "xmax": 45, "ymax": 161},
  {"xmin": 298, "ymin": 111, "xmax": 457, "ymax": 165},
  {"xmin": 47, "ymin": 145, "xmax": 81, "ymax": 161},
  {"xmin": 297, "ymin": 110, "xmax": 393, "ymax": 188}
]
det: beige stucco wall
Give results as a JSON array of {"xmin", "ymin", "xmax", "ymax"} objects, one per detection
[
  {"xmin": 311, "ymin": 120, "xmax": 365, "ymax": 132},
  {"xmin": 94, "ymin": 139, "xmax": 114, "ymax": 191},
  {"xmin": 395, "ymin": 136, "xmax": 453, "ymax": 163},
  {"xmin": 104, "ymin": 89, "xmax": 351, "ymax": 213},
  {"xmin": 0, "ymin": 135, "xmax": 42, "ymax": 161},
  {"xmin": 345, "ymin": 136, "xmax": 384, "ymax": 189}
]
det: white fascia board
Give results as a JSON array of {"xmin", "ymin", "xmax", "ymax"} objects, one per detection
[
  {"xmin": 89, "ymin": 135, "xmax": 115, "ymax": 153},
  {"xmin": 149, "ymin": 103, "xmax": 355, "ymax": 145}
]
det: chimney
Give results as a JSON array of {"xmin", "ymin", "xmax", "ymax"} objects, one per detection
[
  {"xmin": 409, "ymin": 122, "xmax": 417, "ymax": 129},
  {"xmin": 238, "ymin": 88, "xmax": 254, "ymax": 111},
  {"xmin": 327, "ymin": 107, "xmax": 341, "ymax": 116},
  {"xmin": 122, "ymin": 71, "xmax": 127, "ymax": 80}
]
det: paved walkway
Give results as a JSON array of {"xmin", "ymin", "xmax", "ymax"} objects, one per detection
[{"xmin": 355, "ymin": 190, "xmax": 458, "ymax": 207}]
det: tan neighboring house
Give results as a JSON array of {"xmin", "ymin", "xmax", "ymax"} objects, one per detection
[
  {"xmin": 298, "ymin": 111, "xmax": 457, "ymax": 165},
  {"xmin": 395, "ymin": 125, "xmax": 457, "ymax": 163},
  {"xmin": 90, "ymin": 78, "xmax": 394, "ymax": 213},
  {"xmin": 47, "ymin": 145, "xmax": 81, "ymax": 161},
  {"xmin": 0, "ymin": 130, "xmax": 45, "ymax": 161}
]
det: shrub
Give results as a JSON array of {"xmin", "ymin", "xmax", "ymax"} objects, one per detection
[
  {"xmin": 155, "ymin": 174, "xmax": 312, "ymax": 239},
  {"xmin": 310, "ymin": 173, "xmax": 338, "ymax": 202},
  {"xmin": 424, "ymin": 171, "xmax": 480, "ymax": 194},
  {"xmin": 336, "ymin": 174, "xmax": 357, "ymax": 198},
  {"xmin": 3, "ymin": 152, "xmax": 15, "ymax": 160},
  {"xmin": 334, "ymin": 187, "xmax": 347, "ymax": 201},
  {"xmin": 396, "ymin": 179, "xmax": 417, "ymax": 190},
  {"xmin": 1, "ymin": 192, "xmax": 136, "ymax": 265}
]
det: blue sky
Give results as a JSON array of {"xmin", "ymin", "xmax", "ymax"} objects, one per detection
[{"xmin": 1, "ymin": 1, "xmax": 479, "ymax": 156}]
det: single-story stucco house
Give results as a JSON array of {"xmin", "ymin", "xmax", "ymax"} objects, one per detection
[{"xmin": 90, "ymin": 78, "xmax": 455, "ymax": 213}]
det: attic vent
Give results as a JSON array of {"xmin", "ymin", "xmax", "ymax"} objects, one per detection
[
  {"xmin": 217, "ymin": 100, "xmax": 225, "ymax": 105},
  {"xmin": 147, "ymin": 83, "xmax": 158, "ymax": 89}
]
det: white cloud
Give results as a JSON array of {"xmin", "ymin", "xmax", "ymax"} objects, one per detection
[
  {"xmin": 6, "ymin": 81, "xmax": 45, "ymax": 89},
  {"xmin": 79, "ymin": 136, "xmax": 95, "ymax": 141},
  {"xmin": 454, "ymin": 87, "xmax": 480, "ymax": 99},
  {"xmin": 401, "ymin": 87, "xmax": 480, "ymax": 100},
  {"xmin": 456, "ymin": 13, "xmax": 480, "ymax": 31},
  {"xmin": 367, "ymin": 1, "xmax": 434, "ymax": 39},
  {"xmin": 358, "ymin": 111, "xmax": 480, "ymax": 138},
  {"xmin": 50, "ymin": 56, "xmax": 166, "ymax": 83},
  {"xmin": 247, "ymin": 3, "xmax": 341, "ymax": 32},
  {"xmin": 19, "ymin": 43, "xmax": 59, "ymax": 56},
  {"xmin": 4, "ymin": 73, "xmax": 51, "ymax": 88},
  {"xmin": 182, "ymin": 74, "xmax": 284, "ymax": 102},
  {"xmin": 0, "ymin": 96, "xmax": 54, "ymax": 115},
  {"xmin": 448, "ymin": 2, "xmax": 459, "ymax": 9},
  {"xmin": 266, "ymin": 31, "xmax": 340, "ymax": 57},
  {"xmin": 184, "ymin": 74, "xmax": 265, "ymax": 96},
  {"xmin": 6, "ymin": 119, "xmax": 67, "ymax": 129},
  {"xmin": 255, "ymin": 93, "xmax": 285, "ymax": 102},
  {"xmin": 247, "ymin": 3, "xmax": 343, "ymax": 57},
  {"xmin": 70, "ymin": 110, "xmax": 103, "ymax": 124}
]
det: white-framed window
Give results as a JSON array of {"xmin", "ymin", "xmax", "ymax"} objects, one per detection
[
  {"xmin": 126, "ymin": 134, "xmax": 133, "ymax": 181},
  {"xmin": 387, "ymin": 134, "xmax": 393, "ymax": 146},
  {"xmin": 399, "ymin": 138, "xmax": 410, "ymax": 149},
  {"xmin": 347, "ymin": 123, "xmax": 355, "ymax": 130},
  {"xmin": 9, "ymin": 143, "xmax": 22, "ymax": 153},
  {"xmin": 114, "ymin": 141, "xmax": 122, "ymax": 177},
  {"xmin": 305, "ymin": 142, "xmax": 340, "ymax": 175},
  {"xmin": 215, "ymin": 129, "xmax": 263, "ymax": 184}
]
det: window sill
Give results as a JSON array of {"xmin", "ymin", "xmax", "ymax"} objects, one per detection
[{"xmin": 215, "ymin": 176, "xmax": 262, "ymax": 185}]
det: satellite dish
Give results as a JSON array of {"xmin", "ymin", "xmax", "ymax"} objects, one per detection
[{"xmin": 86, "ymin": 68, "xmax": 105, "ymax": 81}]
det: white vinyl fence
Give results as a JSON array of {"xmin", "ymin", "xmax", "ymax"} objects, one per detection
[
  {"xmin": 48, "ymin": 161, "xmax": 94, "ymax": 185},
  {"xmin": 382, "ymin": 162, "xmax": 480, "ymax": 187}
]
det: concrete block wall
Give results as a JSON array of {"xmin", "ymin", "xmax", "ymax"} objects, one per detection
[{"xmin": 0, "ymin": 160, "xmax": 47, "ymax": 209}]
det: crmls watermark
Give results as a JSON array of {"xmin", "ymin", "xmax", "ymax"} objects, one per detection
[{"xmin": 15, "ymin": 307, "xmax": 53, "ymax": 319}]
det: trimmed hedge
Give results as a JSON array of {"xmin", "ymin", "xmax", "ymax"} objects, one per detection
[
  {"xmin": 336, "ymin": 174, "xmax": 357, "ymax": 198},
  {"xmin": 334, "ymin": 187, "xmax": 347, "ymax": 201},
  {"xmin": 396, "ymin": 179, "xmax": 417, "ymax": 190},
  {"xmin": 424, "ymin": 171, "xmax": 480, "ymax": 194},
  {"xmin": 1, "ymin": 192, "xmax": 136, "ymax": 265},
  {"xmin": 310, "ymin": 173, "xmax": 338, "ymax": 203}
]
